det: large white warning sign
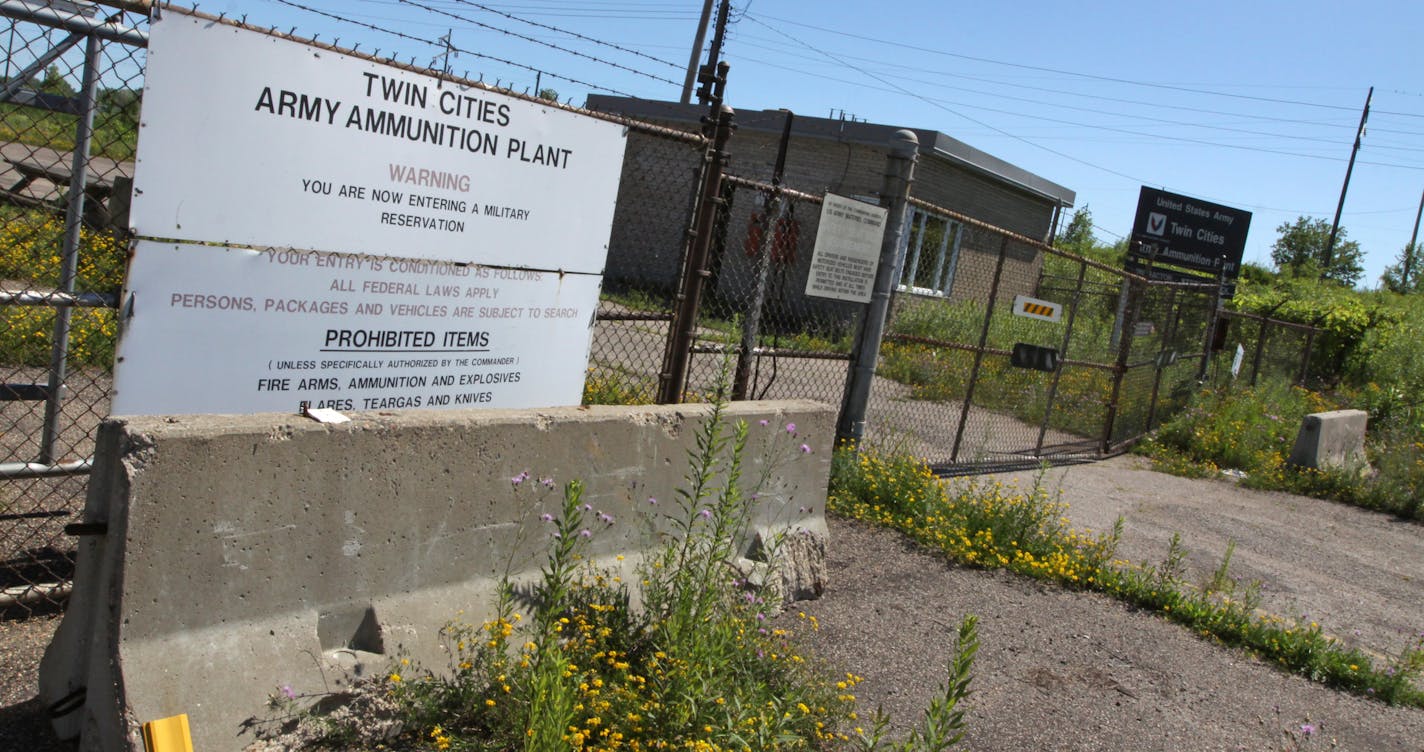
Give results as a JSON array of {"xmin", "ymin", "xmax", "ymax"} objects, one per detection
[
  {"xmin": 131, "ymin": 12, "xmax": 626, "ymax": 273},
  {"xmin": 112, "ymin": 10, "xmax": 627, "ymax": 416}
]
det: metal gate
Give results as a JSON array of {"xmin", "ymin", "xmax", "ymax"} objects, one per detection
[{"xmin": 868, "ymin": 196, "xmax": 1312, "ymax": 474}]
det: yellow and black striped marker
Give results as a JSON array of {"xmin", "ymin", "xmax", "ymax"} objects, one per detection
[{"xmin": 1012, "ymin": 295, "xmax": 1063, "ymax": 322}]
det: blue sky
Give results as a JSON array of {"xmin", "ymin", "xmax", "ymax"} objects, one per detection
[{"xmin": 216, "ymin": 0, "xmax": 1424, "ymax": 287}]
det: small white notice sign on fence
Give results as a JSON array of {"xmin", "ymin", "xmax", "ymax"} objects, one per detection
[{"xmin": 804, "ymin": 193, "xmax": 887, "ymax": 303}]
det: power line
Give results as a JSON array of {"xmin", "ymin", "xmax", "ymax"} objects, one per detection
[
  {"xmin": 731, "ymin": 37, "xmax": 1424, "ymax": 154},
  {"xmin": 748, "ymin": 12, "xmax": 1424, "ymax": 120},
  {"xmin": 740, "ymin": 15, "xmax": 1151, "ymax": 184},
  {"xmin": 346, "ymin": 0, "xmax": 700, "ymax": 21},
  {"xmin": 729, "ymin": 46, "xmax": 1424, "ymax": 173},
  {"xmin": 732, "ymin": 34, "xmax": 1365, "ymax": 133},
  {"xmin": 395, "ymin": 0, "xmax": 679, "ymax": 86},
  {"xmin": 445, "ymin": 0, "xmax": 682, "ymax": 69},
  {"xmin": 737, "ymin": 17, "xmax": 1424, "ymax": 227},
  {"xmin": 271, "ymin": 0, "xmax": 634, "ymax": 95}
]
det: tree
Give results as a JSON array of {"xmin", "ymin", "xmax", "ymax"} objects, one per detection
[
  {"xmin": 37, "ymin": 64, "xmax": 75, "ymax": 97},
  {"xmin": 1380, "ymin": 242, "xmax": 1420, "ymax": 294},
  {"xmin": 1270, "ymin": 216, "xmax": 1364, "ymax": 286},
  {"xmin": 1054, "ymin": 205, "xmax": 1094, "ymax": 252},
  {"xmin": 1238, "ymin": 261, "xmax": 1277, "ymax": 286}
]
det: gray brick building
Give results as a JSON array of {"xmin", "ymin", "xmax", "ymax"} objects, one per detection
[{"xmin": 585, "ymin": 96, "xmax": 1075, "ymax": 318}]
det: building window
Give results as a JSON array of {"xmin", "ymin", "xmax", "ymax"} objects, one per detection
[{"xmin": 897, "ymin": 207, "xmax": 963, "ymax": 297}]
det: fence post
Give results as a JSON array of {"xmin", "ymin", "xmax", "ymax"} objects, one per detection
[
  {"xmin": 1297, "ymin": 327, "xmax": 1316, "ymax": 386},
  {"xmin": 949, "ymin": 236, "xmax": 1009, "ymax": 463},
  {"xmin": 1249, "ymin": 316, "xmax": 1269, "ymax": 387},
  {"xmin": 1101, "ymin": 276, "xmax": 1143, "ymax": 453},
  {"xmin": 1035, "ymin": 260, "xmax": 1086, "ymax": 454},
  {"xmin": 1197, "ymin": 261, "xmax": 1229, "ymax": 382},
  {"xmin": 39, "ymin": 33, "xmax": 101, "ymax": 464},
  {"xmin": 834, "ymin": 129, "xmax": 918, "ymax": 446},
  {"xmin": 657, "ymin": 103, "xmax": 735, "ymax": 404},
  {"xmin": 1144, "ymin": 287, "xmax": 1179, "ymax": 431},
  {"xmin": 732, "ymin": 109, "xmax": 793, "ymax": 401}
]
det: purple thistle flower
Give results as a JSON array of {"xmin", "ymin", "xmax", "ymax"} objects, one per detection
[
  {"xmin": 579, "ymin": 529, "xmax": 592, "ymax": 538},
  {"xmin": 647, "ymin": 496, "xmax": 658, "ymax": 505},
  {"xmin": 582, "ymin": 503, "xmax": 593, "ymax": 512},
  {"xmin": 699, "ymin": 508, "xmax": 713, "ymax": 520},
  {"xmin": 785, "ymin": 422, "xmax": 796, "ymax": 433},
  {"xmin": 756, "ymin": 612, "xmax": 765, "ymax": 621},
  {"xmin": 1300, "ymin": 724, "xmax": 1316, "ymax": 736},
  {"xmin": 540, "ymin": 513, "xmax": 554, "ymax": 523},
  {"xmin": 799, "ymin": 443, "xmax": 811, "ymax": 454},
  {"xmin": 758, "ymin": 419, "xmax": 769, "ymax": 427},
  {"xmin": 540, "ymin": 477, "xmax": 556, "ymax": 489},
  {"xmin": 280, "ymin": 684, "xmax": 296, "ymax": 700},
  {"xmin": 598, "ymin": 512, "xmax": 615, "ymax": 524},
  {"xmin": 511, "ymin": 471, "xmax": 529, "ymax": 486}
]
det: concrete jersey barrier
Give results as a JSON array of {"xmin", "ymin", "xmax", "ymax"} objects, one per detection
[
  {"xmin": 1287, "ymin": 409, "xmax": 1368, "ymax": 472},
  {"xmin": 40, "ymin": 400, "xmax": 833, "ymax": 752}
]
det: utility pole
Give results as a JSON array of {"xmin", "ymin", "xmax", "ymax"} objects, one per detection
[
  {"xmin": 680, "ymin": 0, "xmax": 715, "ymax": 104},
  {"xmin": 1323, "ymin": 86, "xmax": 1371, "ymax": 276},
  {"xmin": 694, "ymin": 0, "xmax": 733, "ymax": 107},
  {"xmin": 1405, "ymin": 187, "xmax": 1423, "ymax": 290}
]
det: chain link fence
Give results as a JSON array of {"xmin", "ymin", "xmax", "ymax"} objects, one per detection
[
  {"xmin": 873, "ymin": 196, "xmax": 1240, "ymax": 473},
  {"xmin": 1205, "ymin": 310, "xmax": 1318, "ymax": 388},
  {"xmin": 872, "ymin": 201, "xmax": 1110, "ymax": 470},
  {"xmin": 1, "ymin": 4, "xmax": 145, "ymax": 616},
  {"xmin": 589, "ymin": 119, "xmax": 707, "ymax": 406},
  {"xmin": 679, "ymin": 176, "xmax": 861, "ymax": 407},
  {"xmin": 0, "ymin": 6, "xmax": 1325, "ymax": 615}
]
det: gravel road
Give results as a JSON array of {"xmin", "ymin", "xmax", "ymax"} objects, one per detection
[
  {"xmin": 3, "ymin": 457, "xmax": 1422, "ymax": 751},
  {"xmin": 796, "ymin": 456, "xmax": 1424, "ymax": 751}
]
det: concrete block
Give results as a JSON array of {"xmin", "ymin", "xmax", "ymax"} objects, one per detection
[
  {"xmin": 40, "ymin": 401, "xmax": 833, "ymax": 752},
  {"xmin": 1287, "ymin": 409, "xmax": 1368, "ymax": 471}
]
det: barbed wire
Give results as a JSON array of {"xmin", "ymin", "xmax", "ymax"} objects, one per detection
[
  {"xmin": 447, "ymin": 0, "xmax": 682, "ymax": 71},
  {"xmin": 271, "ymin": 0, "xmax": 634, "ymax": 96},
  {"xmin": 396, "ymin": 0, "xmax": 679, "ymax": 87}
]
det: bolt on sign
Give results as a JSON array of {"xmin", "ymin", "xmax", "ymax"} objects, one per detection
[
  {"xmin": 1129, "ymin": 186, "xmax": 1251, "ymax": 293},
  {"xmin": 112, "ymin": 9, "xmax": 627, "ymax": 415}
]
